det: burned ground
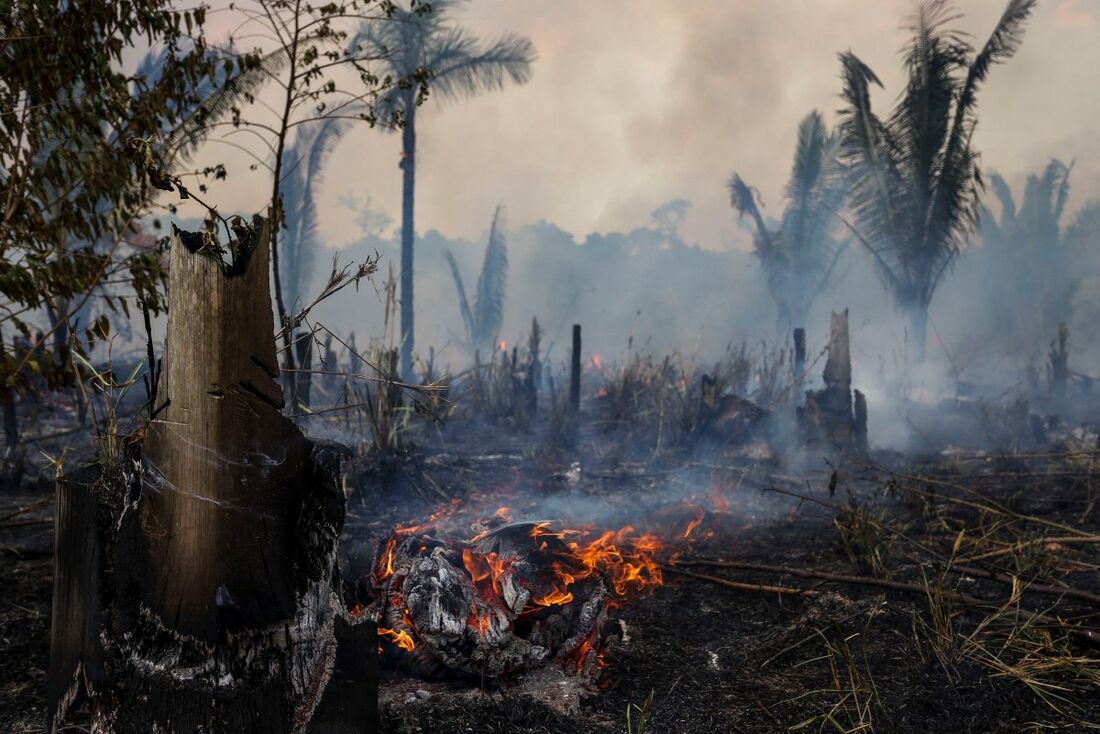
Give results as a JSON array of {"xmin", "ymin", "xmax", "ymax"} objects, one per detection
[{"xmin": 4, "ymin": 407, "xmax": 1100, "ymax": 733}]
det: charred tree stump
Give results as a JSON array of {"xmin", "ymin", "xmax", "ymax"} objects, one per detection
[
  {"xmin": 525, "ymin": 318, "xmax": 542, "ymax": 415},
  {"xmin": 48, "ymin": 220, "xmax": 375, "ymax": 734},
  {"xmin": 799, "ymin": 310, "xmax": 867, "ymax": 451},
  {"xmin": 569, "ymin": 324, "xmax": 581, "ymax": 414},
  {"xmin": 1049, "ymin": 322, "xmax": 1069, "ymax": 399}
]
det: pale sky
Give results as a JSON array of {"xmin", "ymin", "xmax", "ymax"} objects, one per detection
[{"xmin": 190, "ymin": 0, "xmax": 1100, "ymax": 251}]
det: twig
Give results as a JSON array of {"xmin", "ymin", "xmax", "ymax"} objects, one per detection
[
  {"xmin": 676, "ymin": 559, "xmax": 1100, "ymax": 645},
  {"xmin": 663, "ymin": 565, "xmax": 817, "ymax": 597}
]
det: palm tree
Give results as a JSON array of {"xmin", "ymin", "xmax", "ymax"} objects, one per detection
[
  {"xmin": 977, "ymin": 160, "xmax": 1100, "ymax": 355},
  {"xmin": 836, "ymin": 0, "xmax": 1036, "ymax": 362},
  {"xmin": 728, "ymin": 110, "xmax": 848, "ymax": 330},
  {"xmin": 279, "ymin": 118, "xmax": 350, "ymax": 311},
  {"xmin": 350, "ymin": 0, "xmax": 534, "ymax": 377},
  {"xmin": 445, "ymin": 205, "xmax": 508, "ymax": 357}
]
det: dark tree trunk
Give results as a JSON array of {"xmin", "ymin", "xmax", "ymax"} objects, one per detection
[
  {"xmin": 793, "ymin": 327, "xmax": 806, "ymax": 381},
  {"xmin": 907, "ymin": 301, "xmax": 928, "ymax": 365},
  {"xmin": 569, "ymin": 324, "xmax": 581, "ymax": 413},
  {"xmin": 0, "ymin": 329, "xmax": 18, "ymax": 449},
  {"xmin": 48, "ymin": 222, "xmax": 375, "ymax": 734},
  {"xmin": 400, "ymin": 96, "xmax": 417, "ymax": 379}
]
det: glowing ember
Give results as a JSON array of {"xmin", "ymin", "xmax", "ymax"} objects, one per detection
[{"xmin": 395, "ymin": 498, "xmax": 463, "ymax": 537}]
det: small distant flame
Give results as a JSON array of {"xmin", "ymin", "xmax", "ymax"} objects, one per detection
[
  {"xmin": 682, "ymin": 504, "xmax": 705, "ymax": 539},
  {"xmin": 499, "ymin": 340, "xmax": 508, "ymax": 352},
  {"xmin": 590, "ymin": 354, "xmax": 604, "ymax": 371},
  {"xmin": 395, "ymin": 498, "xmax": 462, "ymax": 537}
]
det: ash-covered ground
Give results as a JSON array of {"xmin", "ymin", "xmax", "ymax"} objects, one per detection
[{"xmin": 4, "ymin": 395, "xmax": 1100, "ymax": 733}]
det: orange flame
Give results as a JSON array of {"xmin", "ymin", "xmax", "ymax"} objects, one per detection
[
  {"xmin": 462, "ymin": 549, "xmax": 511, "ymax": 598},
  {"xmin": 374, "ymin": 537, "xmax": 397, "ymax": 581},
  {"xmin": 682, "ymin": 504, "xmax": 705, "ymax": 539},
  {"xmin": 534, "ymin": 587, "xmax": 575, "ymax": 606},
  {"xmin": 379, "ymin": 627, "xmax": 416, "ymax": 651},
  {"xmin": 395, "ymin": 498, "xmax": 462, "ymax": 536}
]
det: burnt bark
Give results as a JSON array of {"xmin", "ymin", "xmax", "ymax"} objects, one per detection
[{"xmin": 48, "ymin": 221, "xmax": 376, "ymax": 734}]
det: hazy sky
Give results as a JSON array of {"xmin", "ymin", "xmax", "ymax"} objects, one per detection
[{"xmin": 193, "ymin": 0, "xmax": 1100, "ymax": 251}]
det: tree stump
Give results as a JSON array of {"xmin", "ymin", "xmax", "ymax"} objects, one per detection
[
  {"xmin": 48, "ymin": 220, "xmax": 375, "ymax": 734},
  {"xmin": 799, "ymin": 310, "xmax": 867, "ymax": 451}
]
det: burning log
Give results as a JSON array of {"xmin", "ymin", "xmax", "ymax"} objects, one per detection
[
  {"xmin": 369, "ymin": 519, "xmax": 655, "ymax": 682},
  {"xmin": 799, "ymin": 310, "xmax": 867, "ymax": 451},
  {"xmin": 48, "ymin": 220, "xmax": 374, "ymax": 734}
]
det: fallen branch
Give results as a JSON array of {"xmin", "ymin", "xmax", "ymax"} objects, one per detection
[
  {"xmin": 675, "ymin": 559, "xmax": 1100, "ymax": 645},
  {"xmin": 679, "ymin": 559, "xmax": 1100, "ymax": 608},
  {"xmin": 662, "ymin": 566, "xmax": 817, "ymax": 597}
]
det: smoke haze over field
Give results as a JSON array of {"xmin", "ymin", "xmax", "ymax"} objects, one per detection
[
  {"xmin": 156, "ymin": 0, "xmax": 1100, "ymax": 450},
  {"xmin": 191, "ymin": 0, "xmax": 1100, "ymax": 249}
]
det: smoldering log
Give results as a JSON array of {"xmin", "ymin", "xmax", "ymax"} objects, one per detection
[
  {"xmin": 372, "ymin": 522, "xmax": 614, "ymax": 681},
  {"xmin": 48, "ymin": 219, "xmax": 376, "ymax": 734},
  {"xmin": 799, "ymin": 309, "xmax": 867, "ymax": 451}
]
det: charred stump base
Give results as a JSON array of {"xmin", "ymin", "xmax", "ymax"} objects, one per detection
[{"xmin": 48, "ymin": 220, "xmax": 376, "ymax": 734}]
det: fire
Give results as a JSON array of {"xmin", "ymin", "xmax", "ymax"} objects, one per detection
[
  {"xmin": 590, "ymin": 354, "xmax": 604, "ymax": 371},
  {"xmin": 462, "ymin": 548, "xmax": 511, "ymax": 597},
  {"xmin": 533, "ymin": 587, "xmax": 575, "ymax": 607},
  {"xmin": 395, "ymin": 498, "xmax": 462, "ymax": 537},
  {"xmin": 379, "ymin": 627, "xmax": 415, "ymax": 651},
  {"xmin": 548, "ymin": 525, "xmax": 666, "ymax": 602},
  {"xmin": 374, "ymin": 536, "xmax": 397, "ymax": 582},
  {"xmin": 499, "ymin": 340, "xmax": 508, "ymax": 352}
]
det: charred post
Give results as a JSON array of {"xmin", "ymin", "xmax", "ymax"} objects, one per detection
[
  {"xmin": 793, "ymin": 327, "xmax": 806, "ymax": 379},
  {"xmin": 570, "ymin": 324, "xmax": 581, "ymax": 413},
  {"xmin": 1049, "ymin": 322, "xmax": 1069, "ymax": 399},
  {"xmin": 799, "ymin": 309, "xmax": 866, "ymax": 452}
]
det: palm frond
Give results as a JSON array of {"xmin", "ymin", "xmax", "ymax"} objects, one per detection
[
  {"xmin": 164, "ymin": 47, "xmax": 290, "ymax": 166},
  {"xmin": 472, "ymin": 205, "xmax": 508, "ymax": 350},
  {"xmin": 280, "ymin": 117, "xmax": 351, "ymax": 307},
  {"xmin": 444, "ymin": 248, "xmax": 476, "ymax": 347},
  {"xmin": 424, "ymin": 29, "xmax": 535, "ymax": 102}
]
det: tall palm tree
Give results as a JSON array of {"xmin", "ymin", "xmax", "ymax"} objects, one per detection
[
  {"xmin": 728, "ymin": 110, "xmax": 848, "ymax": 330},
  {"xmin": 836, "ymin": 0, "xmax": 1036, "ymax": 362},
  {"xmin": 978, "ymin": 160, "xmax": 1100, "ymax": 355},
  {"xmin": 350, "ymin": 0, "xmax": 534, "ymax": 377}
]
